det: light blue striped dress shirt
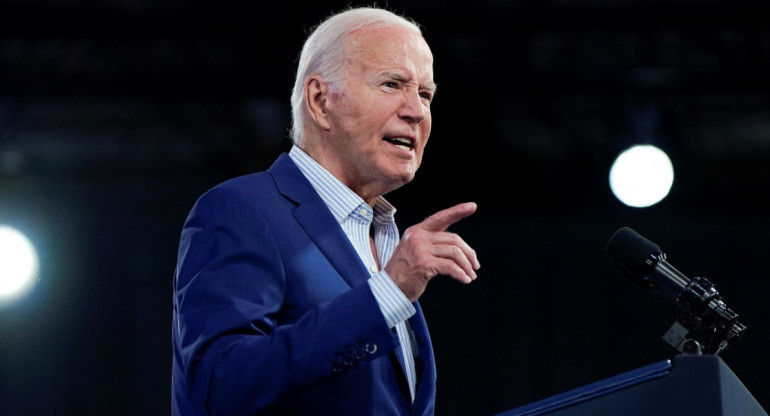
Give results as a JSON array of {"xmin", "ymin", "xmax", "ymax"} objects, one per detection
[{"xmin": 289, "ymin": 145, "xmax": 418, "ymax": 401}]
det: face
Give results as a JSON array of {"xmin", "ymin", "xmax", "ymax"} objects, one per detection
[{"xmin": 316, "ymin": 25, "xmax": 435, "ymax": 203}]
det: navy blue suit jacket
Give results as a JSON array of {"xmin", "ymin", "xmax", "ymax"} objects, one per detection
[{"xmin": 172, "ymin": 153, "xmax": 437, "ymax": 415}]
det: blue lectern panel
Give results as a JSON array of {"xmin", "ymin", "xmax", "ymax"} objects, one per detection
[
  {"xmin": 496, "ymin": 359, "xmax": 673, "ymax": 416},
  {"xmin": 496, "ymin": 355, "xmax": 767, "ymax": 416}
]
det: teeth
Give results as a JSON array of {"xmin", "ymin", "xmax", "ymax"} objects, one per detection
[{"xmin": 390, "ymin": 137, "xmax": 411, "ymax": 147}]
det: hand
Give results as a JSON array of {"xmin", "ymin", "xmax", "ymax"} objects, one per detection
[{"xmin": 384, "ymin": 202, "xmax": 481, "ymax": 302}]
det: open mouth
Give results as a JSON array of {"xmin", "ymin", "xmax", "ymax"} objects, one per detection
[{"xmin": 384, "ymin": 137, "xmax": 414, "ymax": 151}]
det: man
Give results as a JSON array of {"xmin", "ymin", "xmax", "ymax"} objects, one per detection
[{"xmin": 172, "ymin": 6, "xmax": 480, "ymax": 415}]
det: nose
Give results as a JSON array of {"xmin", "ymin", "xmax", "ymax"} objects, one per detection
[{"xmin": 398, "ymin": 90, "xmax": 427, "ymax": 124}]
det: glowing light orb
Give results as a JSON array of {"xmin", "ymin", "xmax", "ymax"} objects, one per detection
[
  {"xmin": 609, "ymin": 144, "xmax": 674, "ymax": 208},
  {"xmin": 0, "ymin": 225, "xmax": 40, "ymax": 306}
]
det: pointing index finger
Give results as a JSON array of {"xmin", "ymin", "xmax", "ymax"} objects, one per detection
[{"xmin": 421, "ymin": 202, "xmax": 477, "ymax": 232}]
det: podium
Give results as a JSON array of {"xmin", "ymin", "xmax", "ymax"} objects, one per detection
[{"xmin": 496, "ymin": 355, "xmax": 767, "ymax": 416}]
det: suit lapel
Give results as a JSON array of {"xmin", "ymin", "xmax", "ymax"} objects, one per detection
[
  {"xmin": 269, "ymin": 154, "xmax": 371, "ymax": 289},
  {"xmin": 410, "ymin": 301, "xmax": 436, "ymax": 408}
]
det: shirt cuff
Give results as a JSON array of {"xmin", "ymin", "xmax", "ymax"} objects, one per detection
[{"xmin": 368, "ymin": 271, "xmax": 416, "ymax": 328}]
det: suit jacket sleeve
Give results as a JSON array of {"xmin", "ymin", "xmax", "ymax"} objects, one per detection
[{"xmin": 173, "ymin": 180, "xmax": 399, "ymax": 415}]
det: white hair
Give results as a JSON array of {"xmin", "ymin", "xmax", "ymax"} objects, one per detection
[{"xmin": 289, "ymin": 7, "xmax": 423, "ymax": 144}]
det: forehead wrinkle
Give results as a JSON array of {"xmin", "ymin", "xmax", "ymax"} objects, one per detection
[{"xmin": 349, "ymin": 25, "xmax": 435, "ymax": 89}]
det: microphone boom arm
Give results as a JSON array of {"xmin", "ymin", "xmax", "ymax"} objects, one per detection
[
  {"xmin": 606, "ymin": 227, "xmax": 747, "ymax": 356},
  {"xmin": 662, "ymin": 274, "xmax": 746, "ymax": 355}
]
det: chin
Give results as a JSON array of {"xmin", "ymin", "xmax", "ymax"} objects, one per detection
[
  {"xmin": 397, "ymin": 172, "xmax": 416, "ymax": 185},
  {"xmin": 380, "ymin": 163, "xmax": 418, "ymax": 189}
]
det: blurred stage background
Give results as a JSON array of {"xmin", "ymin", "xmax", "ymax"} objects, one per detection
[{"xmin": 1, "ymin": 0, "xmax": 768, "ymax": 414}]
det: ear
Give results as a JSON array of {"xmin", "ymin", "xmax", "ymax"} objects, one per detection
[{"xmin": 305, "ymin": 76, "xmax": 332, "ymax": 131}]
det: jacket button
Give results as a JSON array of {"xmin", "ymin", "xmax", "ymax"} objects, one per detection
[
  {"xmin": 365, "ymin": 343, "xmax": 378, "ymax": 354},
  {"xmin": 354, "ymin": 347, "xmax": 367, "ymax": 359},
  {"xmin": 343, "ymin": 354, "xmax": 355, "ymax": 366},
  {"xmin": 332, "ymin": 362, "xmax": 344, "ymax": 373}
]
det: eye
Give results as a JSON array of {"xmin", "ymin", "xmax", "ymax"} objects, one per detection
[
  {"xmin": 419, "ymin": 91, "xmax": 433, "ymax": 102},
  {"xmin": 383, "ymin": 81, "xmax": 399, "ymax": 89}
]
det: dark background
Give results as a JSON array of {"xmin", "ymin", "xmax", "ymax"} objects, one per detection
[{"xmin": 1, "ymin": 0, "xmax": 769, "ymax": 414}]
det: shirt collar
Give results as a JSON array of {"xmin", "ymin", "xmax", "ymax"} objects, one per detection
[{"xmin": 288, "ymin": 145, "xmax": 397, "ymax": 224}]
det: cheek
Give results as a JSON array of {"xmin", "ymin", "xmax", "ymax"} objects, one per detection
[{"xmin": 419, "ymin": 118, "xmax": 432, "ymax": 148}]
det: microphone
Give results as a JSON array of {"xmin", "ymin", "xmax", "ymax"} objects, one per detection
[
  {"xmin": 605, "ymin": 226, "xmax": 689, "ymax": 301},
  {"xmin": 606, "ymin": 226, "xmax": 746, "ymax": 355}
]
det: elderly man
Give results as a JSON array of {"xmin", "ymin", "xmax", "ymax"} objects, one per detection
[{"xmin": 172, "ymin": 6, "xmax": 480, "ymax": 415}]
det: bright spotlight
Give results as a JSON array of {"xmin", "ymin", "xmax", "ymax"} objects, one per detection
[
  {"xmin": 609, "ymin": 144, "xmax": 674, "ymax": 208},
  {"xmin": 0, "ymin": 224, "xmax": 40, "ymax": 306}
]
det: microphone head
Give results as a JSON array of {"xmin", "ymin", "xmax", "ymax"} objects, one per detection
[{"xmin": 606, "ymin": 226, "xmax": 662, "ymax": 291}]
